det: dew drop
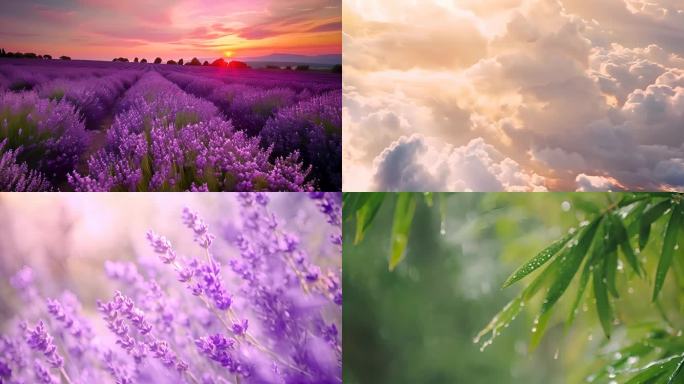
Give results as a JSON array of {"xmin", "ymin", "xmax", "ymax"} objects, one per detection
[
  {"xmin": 554, "ymin": 349, "xmax": 559, "ymax": 360},
  {"xmin": 588, "ymin": 333, "xmax": 593, "ymax": 341},
  {"xmin": 561, "ymin": 201, "xmax": 571, "ymax": 212},
  {"xmin": 440, "ymin": 219, "xmax": 446, "ymax": 236}
]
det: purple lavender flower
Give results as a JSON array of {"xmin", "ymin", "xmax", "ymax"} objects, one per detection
[
  {"xmin": 146, "ymin": 231, "xmax": 176, "ymax": 263},
  {"xmin": 1, "ymin": 193, "xmax": 341, "ymax": 383},
  {"xmin": 25, "ymin": 321, "xmax": 64, "ymax": 369},
  {"xmin": 0, "ymin": 90, "xmax": 88, "ymax": 185},
  {"xmin": 97, "ymin": 291, "xmax": 196, "ymax": 382},
  {"xmin": 182, "ymin": 207, "xmax": 215, "ymax": 248},
  {"xmin": 0, "ymin": 360, "xmax": 11, "ymax": 379},
  {"xmin": 195, "ymin": 334, "xmax": 240, "ymax": 372},
  {"xmin": 33, "ymin": 360, "xmax": 58, "ymax": 384},
  {"xmin": 0, "ymin": 139, "xmax": 51, "ymax": 191},
  {"xmin": 102, "ymin": 350, "xmax": 134, "ymax": 384},
  {"xmin": 261, "ymin": 91, "xmax": 342, "ymax": 190},
  {"xmin": 231, "ymin": 319, "xmax": 249, "ymax": 336}
]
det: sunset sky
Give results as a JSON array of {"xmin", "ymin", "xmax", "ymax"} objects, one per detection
[
  {"xmin": 0, "ymin": 0, "xmax": 341, "ymax": 61},
  {"xmin": 343, "ymin": 0, "xmax": 684, "ymax": 191}
]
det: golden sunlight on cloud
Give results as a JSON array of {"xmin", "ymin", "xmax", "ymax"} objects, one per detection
[{"xmin": 343, "ymin": 0, "xmax": 684, "ymax": 191}]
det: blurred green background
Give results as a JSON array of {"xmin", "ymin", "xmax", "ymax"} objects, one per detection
[{"xmin": 343, "ymin": 193, "xmax": 681, "ymax": 384}]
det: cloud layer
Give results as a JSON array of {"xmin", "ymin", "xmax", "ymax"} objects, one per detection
[
  {"xmin": 0, "ymin": 0, "xmax": 340, "ymax": 60},
  {"xmin": 343, "ymin": 0, "xmax": 684, "ymax": 191}
]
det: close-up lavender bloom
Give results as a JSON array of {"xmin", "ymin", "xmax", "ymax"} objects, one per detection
[{"xmin": 0, "ymin": 193, "xmax": 341, "ymax": 383}]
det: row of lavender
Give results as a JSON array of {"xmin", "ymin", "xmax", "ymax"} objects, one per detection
[
  {"xmin": 159, "ymin": 70, "xmax": 341, "ymax": 190},
  {"xmin": 0, "ymin": 60, "xmax": 341, "ymax": 191},
  {"xmin": 69, "ymin": 71, "xmax": 312, "ymax": 191},
  {"xmin": 0, "ymin": 193, "xmax": 342, "ymax": 384}
]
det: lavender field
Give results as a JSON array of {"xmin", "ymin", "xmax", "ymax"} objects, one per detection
[
  {"xmin": 0, "ymin": 59, "xmax": 341, "ymax": 191},
  {"xmin": 0, "ymin": 192, "xmax": 342, "ymax": 383}
]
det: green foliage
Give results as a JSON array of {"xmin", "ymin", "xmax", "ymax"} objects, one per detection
[
  {"xmin": 346, "ymin": 192, "xmax": 684, "ymax": 383},
  {"xmin": 389, "ymin": 193, "xmax": 417, "ymax": 271},
  {"xmin": 502, "ymin": 230, "xmax": 574, "ymax": 288},
  {"xmin": 344, "ymin": 192, "xmax": 449, "ymax": 269},
  {"xmin": 478, "ymin": 192, "xmax": 684, "ymax": 383}
]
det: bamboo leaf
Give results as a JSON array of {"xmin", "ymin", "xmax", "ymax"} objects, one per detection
[
  {"xmin": 612, "ymin": 213, "xmax": 643, "ymax": 276},
  {"xmin": 567, "ymin": 257, "xmax": 592, "ymax": 327},
  {"xmin": 342, "ymin": 193, "xmax": 361, "ymax": 222},
  {"xmin": 653, "ymin": 204, "xmax": 682, "ymax": 301},
  {"xmin": 625, "ymin": 355, "xmax": 681, "ymax": 384},
  {"xmin": 354, "ymin": 193, "xmax": 385, "ymax": 244},
  {"xmin": 423, "ymin": 192, "xmax": 433, "ymax": 207},
  {"xmin": 594, "ymin": 257, "xmax": 613, "ymax": 338},
  {"xmin": 502, "ymin": 230, "xmax": 576, "ymax": 288},
  {"xmin": 389, "ymin": 193, "xmax": 417, "ymax": 271},
  {"xmin": 640, "ymin": 199, "xmax": 671, "ymax": 250},
  {"xmin": 476, "ymin": 252, "xmax": 559, "ymax": 348},
  {"xmin": 668, "ymin": 356, "xmax": 684, "ymax": 384},
  {"xmin": 617, "ymin": 193, "xmax": 650, "ymax": 207},
  {"xmin": 530, "ymin": 307, "xmax": 553, "ymax": 350},
  {"xmin": 541, "ymin": 217, "xmax": 601, "ymax": 314},
  {"xmin": 605, "ymin": 250, "xmax": 619, "ymax": 298}
]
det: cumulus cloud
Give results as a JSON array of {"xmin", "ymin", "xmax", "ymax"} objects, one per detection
[
  {"xmin": 371, "ymin": 135, "xmax": 547, "ymax": 192},
  {"xmin": 575, "ymin": 174, "xmax": 626, "ymax": 191},
  {"xmin": 343, "ymin": 0, "xmax": 684, "ymax": 191}
]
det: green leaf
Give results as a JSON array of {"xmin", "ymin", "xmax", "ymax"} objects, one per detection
[
  {"xmin": 530, "ymin": 307, "xmax": 553, "ymax": 350},
  {"xmin": 566, "ymin": 256, "xmax": 592, "ymax": 327},
  {"xmin": 612, "ymin": 213, "xmax": 643, "ymax": 276},
  {"xmin": 502, "ymin": 230, "xmax": 576, "ymax": 288},
  {"xmin": 354, "ymin": 193, "xmax": 385, "ymax": 244},
  {"xmin": 667, "ymin": 358, "xmax": 684, "ymax": 384},
  {"xmin": 473, "ymin": 295, "xmax": 524, "ymax": 347},
  {"xmin": 618, "ymin": 193, "xmax": 651, "ymax": 207},
  {"xmin": 640, "ymin": 199, "xmax": 671, "ymax": 250},
  {"xmin": 605, "ymin": 250, "xmax": 619, "ymax": 298},
  {"xmin": 541, "ymin": 217, "xmax": 601, "ymax": 314},
  {"xmin": 423, "ymin": 192, "xmax": 433, "ymax": 207},
  {"xmin": 653, "ymin": 204, "xmax": 682, "ymax": 302},
  {"xmin": 593, "ymin": 256, "xmax": 613, "ymax": 338},
  {"xmin": 475, "ymin": 252, "xmax": 559, "ymax": 348},
  {"xmin": 342, "ymin": 193, "xmax": 361, "ymax": 222},
  {"xmin": 625, "ymin": 355, "xmax": 681, "ymax": 384},
  {"xmin": 389, "ymin": 193, "xmax": 417, "ymax": 271}
]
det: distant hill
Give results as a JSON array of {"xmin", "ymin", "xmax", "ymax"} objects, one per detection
[{"xmin": 241, "ymin": 53, "xmax": 341, "ymax": 66}]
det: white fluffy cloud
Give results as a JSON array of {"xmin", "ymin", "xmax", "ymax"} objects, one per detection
[
  {"xmin": 372, "ymin": 135, "xmax": 547, "ymax": 191},
  {"xmin": 575, "ymin": 174, "xmax": 626, "ymax": 191},
  {"xmin": 343, "ymin": 0, "xmax": 684, "ymax": 191}
]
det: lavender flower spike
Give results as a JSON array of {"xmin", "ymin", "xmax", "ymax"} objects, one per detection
[
  {"xmin": 25, "ymin": 321, "xmax": 63, "ymax": 369},
  {"xmin": 146, "ymin": 231, "xmax": 176, "ymax": 264}
]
